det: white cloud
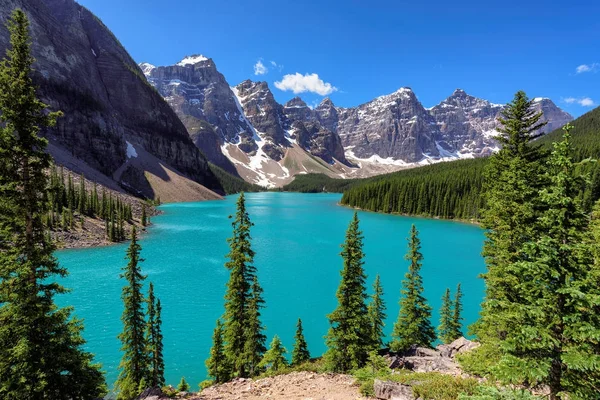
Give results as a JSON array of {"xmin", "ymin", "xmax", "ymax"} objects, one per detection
[
  {"xmin": 274, "ymin": 73, "xmax": 337, "ymax": 96},
  {"xmin": 564, "ymin": 96, "xmax": 595, "ymax": 107},
  {"xmin": 254, "ymin": 60, "xmax": 268, "ymax": 75},
  {"xmin": 575, "ymin": 63, "xmax": 599, "ymax": 74}
]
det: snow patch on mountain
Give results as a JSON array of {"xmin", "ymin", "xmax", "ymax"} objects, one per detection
[{"xmin": 177, "ymin": 55, "xmax": 208, "ymax": 66}]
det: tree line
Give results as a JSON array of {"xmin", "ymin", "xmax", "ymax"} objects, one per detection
[
  {"xmin": 47, "ymin": 164, "xmax": 142, "ymax": 242},
  {"xmin": 335, "ymin": 105, "xmax": 600, "ymax": 220}
]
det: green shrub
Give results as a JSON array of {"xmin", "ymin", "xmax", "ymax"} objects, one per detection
[
  {"xmin": 456, "ymin": 343, "xmax": 501, "ymax": 378},
  {"xmin": 199, "ymin": 379, "xmax": 214, "ymax": 391},
  {"xmin": 458, "ymin": 386, "xmax": 541, "ymax": 400},
  {"xmin": 257, "ymin": 357, "xmax": 327, "ymax": 379},
  {"xmin": 388, "ymin": 372, "xmax": 480, "ymax": 400}
]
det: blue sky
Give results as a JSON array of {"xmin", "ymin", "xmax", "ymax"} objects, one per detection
[{"xmin": 78, "ymin": 0, "xmax": 599, "ymax": 117}]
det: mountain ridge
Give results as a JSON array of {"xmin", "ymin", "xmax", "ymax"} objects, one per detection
[{"xmin": 140, "ymin": 56, "xmax": 572, "ymax": 187}]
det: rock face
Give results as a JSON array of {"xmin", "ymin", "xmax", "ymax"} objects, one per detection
[
  {"xmin": 143, "ymin": 57, "xmax": 255, "ymax": 173},
  {"xmin": 385, "ymin": 337, "xmax": 479, "ymax": 375},
  {"xmin": 337, "ymin": 88, "xmax": 440, "ymax": 162},
  {"xmin": 373, "ymin": 379, "xmax": 415, "ymax": 400},
  {"xmin": 0, "ymin": 0, "xmax": 221, "ymax": 198}
]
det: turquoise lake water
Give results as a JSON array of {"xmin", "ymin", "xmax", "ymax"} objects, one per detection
[{"xmin": 55, "ymin": 192, "xmax": 486, "ymax": 389}]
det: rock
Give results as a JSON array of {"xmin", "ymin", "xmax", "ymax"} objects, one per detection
[
  {"xmin": 136, "ymin": 387, "xmax": 169, "ymax": 400},
  {"xmin": 373, "ymin": 379, "xmax": 415, "ymax": 400},
  {"xmin": 437, "ymin": 337, "xmax": 480, "ymax": 358}
]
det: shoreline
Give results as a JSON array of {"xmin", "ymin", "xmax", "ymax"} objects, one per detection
[{"xmin": 337, "ymin": 202, "xmax": 481, "ymax": 226}]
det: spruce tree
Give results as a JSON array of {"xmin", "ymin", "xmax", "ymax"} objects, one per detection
[
  {"xmin": 450, "ymin": 283, "xmax": 463, "ymax": 340},
  {"xmin": 222, "ymin": 192, "xmax": 265, "ymax": 378},
  {"xmin": 325, "ymin": 212, "xmax": 371, "ymax": 371},
  {"xmin": 471, "ymin": 91, "xmax": 547, "ymax": 363},
  {"xmin": 367, "ymin": 274, "xmax": 387, "ymax": 350},
  {"xmin": 177, "ymin": 377, "xmax": 189, "ymax": 392},
  {"xmin": 141, "ymin": 205, "xmax": 147, "ymax": 227},
  {"xmin": 291, "ymin": 318, "xmax": 310, "ymax": 366},
  {"xmin": 438, "ymin": 288, "xmax": 454, "ymax": 344},
  {"xmin": 0, "ymin": 10, "xmax": 105, "ymax": 399},
  {"xmin": 244, "ymin": 276, "xmax": 267, "ymax": 376},
  {"xmin": 390, "ymin": 225, "xmax": 436, "ymax": 352},
  {"xmin": 206, "ymin": 319, "xmax": 230, "ymax": 383},
  {"xmin": 116, "ymin": 227, "xmax": 148, "ymax": 399},
  {"xmin": 144, "ymin": 283, "xmax": 165, "ymax": 388},
  {"xmin": 259, "ymin": 336, "xmax": 288, "ymax": 372},
  {"xmin": 487, "ymin": 126, "xmax": 600, "ymax": 398}
]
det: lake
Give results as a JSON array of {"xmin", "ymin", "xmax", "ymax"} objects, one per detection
[{"xmin": 55, "ymin": 192, "xmax": 486, "ymax": 390}]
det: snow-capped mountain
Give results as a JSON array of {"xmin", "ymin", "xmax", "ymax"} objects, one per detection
[
  {"xmin": 140, "ymin": 57, "xmax": 573, "ymax": 187},
  {"xmin": 142, "ymin": 57, "xmax": 353, "ymax": 187}
]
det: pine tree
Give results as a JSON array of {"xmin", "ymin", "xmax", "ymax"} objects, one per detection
[
  {"xmin": 471, "ymin": 91, "xmax": 547, "ymax": 361},
  {"xmin": 206, "ymin": 319, "xmax": 230, "ymax": 383},
  {"xmin": 391, "ymin": 225, "xmax": 436, "ymax": 352},
  {"xmin": 259, "ymin": 335, "xmax": 288, "ymax": 372},
  {"xmin": 438, "ymin": 288, "xmax": 454, "ymax": 344},
  {"xmin": 116, "ymin": 227, "xmax": 148, "ymax": 399},
  {"xmin": 291, "ymin": 318, "xmax": 310, "ymax": 366},
  {"xmin": 177, "ymin": 377, "xmax": 189, "ymax": 392},
  {"xmin": 367, "ymin": 274, "xmax": 387, "ymax": 350},
  {"xmin": 244, "ymin": 276, "xmax": 267, "ymax": 376},
  {"xmin": 325, "ymin": 212, "xmax": 371, "ymax": 371},
  {"xmin": 144, "ymin": 283, "xmax": 165, "ymax": 388},
  {"xmin": 450, "ymin": 283, "xmax": 463, "ymax": 340},
  {"xmin": 78, "ymin": 174, "xmax": 86, "ymax": 215},
  {"xmin": 141, "ymin": 205, "xmax": 148, "ymax": 227},
  {"xmin": 221, "ymin": 192, "xmax": 265, "ymax": 378},
  {"xmin": 0, "ymin": 10, "xmax": 106, "ymax": 399},
  {"xmin": 487, "ymin": 125, "xmax": 600, "ymax": 398}
]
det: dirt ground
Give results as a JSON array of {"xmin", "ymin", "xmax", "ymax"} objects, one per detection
[{"xmin": 193, "ymin": 372, "xmax": 369, "ymax": 400}]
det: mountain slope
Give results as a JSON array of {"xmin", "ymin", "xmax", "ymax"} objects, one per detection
[{"xmin": 0, "ymin": 0, "xmax": 222, "ymax": 200}]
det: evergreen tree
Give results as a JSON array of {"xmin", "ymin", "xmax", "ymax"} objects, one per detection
[
  {"xmin": 141, "ymin": 205, "xmax": 147, "ymax": 227},
  {"xmin": 144, "ymin": 283, "xmax": 164, "ymax": 388},
  {"xmin": 390, "ymin": 225, "xmax": 436, "ymax": 352},
  {"xmin": 116, "ymin": 227, "xmax": 148, "ymax": 399},
  {"xmin": 291, "ymin": 318, "xmax": 310, "ymax": 366},
  {"xmin": 244, "ymin": 276, "xmax": 267, "ymax": 376},
  {"xmin": 438, "ymin": 288, "xmax": 454, "ymax": 344},
  {"xmin": 325, "ymin": 212, "xmax": 371, "ymax": 371},
  {"xmin": 367, "ymin": 274, "xmax": 387, "ymax": 350},
  {"xmin": 222, "ymin": 192, "xmax": 264, "ymax": 378},
  {"xmin": 259, "ymin": 335, "xmax": 288, "ymax": 372},
  {"xmin": 471, "ymin": 92, "xmax": 547, "ymax": 359},
  {"xmin": 0, "ymin": 10, "xmax": 105, "ymax": 399},
  {"xmin": 206, "ymin": 319, "xmax": 230, "ymax": 383},
  {"xmin": 486, "ymin": 126, "xmax": 600, "ymax": 398},
  {"xmin": 450, "ymin": 283, "xmax": 463, "ymax": 340},
  {"xmin": 177, "ymin": 377, "xmax": 189, "ymax": 392},
  {"xmin": 78, "ymin": 174, "xmax": 86, "ymax": 215}
]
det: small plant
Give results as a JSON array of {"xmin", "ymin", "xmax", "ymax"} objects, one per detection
[
  {"xmin": 177, "ymin": 376, "xmax": 190, "ymax": 392},
  {"xmin": 458, "ymin": 386, "xmax": 542, "ymax": 400},
  {"xmin": 199, "ymin": 379, "xmax": 214, "ymax": 391}
]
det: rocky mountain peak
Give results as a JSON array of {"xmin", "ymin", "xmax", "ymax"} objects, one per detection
[
  {"xmin": 318, "ymin": 97, "xmax": 335, "ymax": 107},
  {"xmin": 284, "ymin": 97, "xmax": 309, "ymax": 109},
  {"xmin": 139, "ymin": 62, "xmax": 156, "ymax": 75}
]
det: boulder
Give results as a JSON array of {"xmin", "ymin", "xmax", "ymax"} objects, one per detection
[
  {"xmin": 374, "ymin": 379, "xmax": 415, "ymax": 400},
  {"xmin": 437, "ymin": 337, "xmax": 480, "ymax": 358},
  {"xmin": 136, "ymin": 387, "xmax": 170, "ymax": 400}
]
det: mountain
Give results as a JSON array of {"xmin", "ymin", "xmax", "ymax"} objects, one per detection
[
  {"xmin": 140, "ymin": 55, "xmax": 572, "ymax": 188},
  {"xmin": 142, "ymin": 59, "xmax": 353, "ymax": 187},
  {"xmin": 0, "ymin": 0, "xmax": 222, "ymax": 201}
]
